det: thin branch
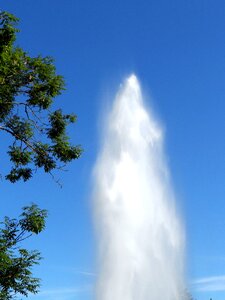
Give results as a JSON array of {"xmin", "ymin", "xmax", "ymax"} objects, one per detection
[
  {"xmin": 15, "ymin": 233, "xmax": 32, "ymax": 244},
  {"xmin": 2, "ymin": 101, "xmax": 49, "ymax": 127},
  {"xmin": 0, "ymin": 125, "xmax": 36, "ymax": 152},
  {"xmin": 49, "ymin": 171, "xmax": 62, "ymax": 188}
]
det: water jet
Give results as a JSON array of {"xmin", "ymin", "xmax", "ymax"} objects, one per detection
[{"xmin": 93, "ymin": 75, "xmax": 185, "ymax": 300}]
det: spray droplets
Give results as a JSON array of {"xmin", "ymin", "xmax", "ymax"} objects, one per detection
[{"xmin": 93, "ymin": 75, "xmax": 185, "ymax": 300}]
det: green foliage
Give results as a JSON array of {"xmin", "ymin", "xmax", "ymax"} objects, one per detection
[
  {"xmin": 0, "ymin": 10, "xmax": 82, "ymax": 183},
  {"xmin": 5, "ymin": 167, "xmax": 32, "ymax": 183},
  {"xmin": 0, "ymin": 10, "xmax": 81, "ymax": 299},
  {"xmin": 0, "ymin": 204, "xmax": 47, "ymax": 299},
  {"xmin": 0, "ymin": 12, "xmax": 18, "ymax": 51}
]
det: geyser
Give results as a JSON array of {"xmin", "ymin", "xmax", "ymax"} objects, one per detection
[{"xmin": 93, "ymin": 75, "xmax": 185, "ymax": 300}]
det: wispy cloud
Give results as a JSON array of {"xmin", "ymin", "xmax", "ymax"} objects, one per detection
[
  {"xmin": 28, "ymin": 284, "xmax": 93, "ymax": 300},
  {"xmin": 73, "ymin": 270, "xmax": 96, "ymax": 277},
  {"xmin": 39, "ymin": 285, "xmax": 91, "ymax": 295},
  {"xmin": 192, "ymin": 275, "xmax": 225, "ymax": 292},
  {"xmin": 44, "ymin": 265, "xmax": 96, "ymax": 277}
]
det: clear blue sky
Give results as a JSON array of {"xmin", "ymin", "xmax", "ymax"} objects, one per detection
[{"xmin": 1, "ymin": 1, "xmax": 225, "ymax": 300}]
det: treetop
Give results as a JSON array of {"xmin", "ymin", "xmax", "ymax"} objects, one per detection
[{"xmin": 0, "ymin": 10, "xmax": 82, "ymax": 183}]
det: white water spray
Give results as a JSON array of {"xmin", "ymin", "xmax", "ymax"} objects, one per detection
[{"xmin": 93, "ymin": 75, "xmax": 185, "ymax": 300}]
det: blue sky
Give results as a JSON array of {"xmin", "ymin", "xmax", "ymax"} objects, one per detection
[{"xmin": 1, "ymin": 0, "xmax": 225, "ymax": 299}]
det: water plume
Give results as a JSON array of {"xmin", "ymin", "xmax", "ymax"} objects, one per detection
[{"xmin": 93, "ymin": 74, "xmax": 185, "ymax": 300}]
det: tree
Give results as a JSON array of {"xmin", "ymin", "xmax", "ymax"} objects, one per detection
[
  {"xmin": 0, "ymin": 204, "xmax": 47, "ymax": 299},
  {"xmin": 0, "ymin": 11, "xmax": 82, "ymax": 183},
  {"xmin": 0, "ymin": 10, "xmax": 82, "ymax": 299}
]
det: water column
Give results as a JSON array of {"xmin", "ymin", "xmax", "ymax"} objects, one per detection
[{"xmin": 93, "ymin": 75, "xmax": 185, "ymax": 300}]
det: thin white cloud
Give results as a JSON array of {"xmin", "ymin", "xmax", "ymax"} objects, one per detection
[
  {"xmin": 28, "ymin": 284, "xmax": 93, "ymax": 300},
  {"xmin": 192, "ymin": 275, "xmax": 225, "ymax": 292},
  {"xmin": 46, "ymin": 266, "xmax": 96, "ymax": 277},
  {"xmin": 74, "ymin": 270, "xmax": 96, "ymax": 277},
  {"xmin": 39, "ymin": 285, "xmax": 91, "ymax": 295}
]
